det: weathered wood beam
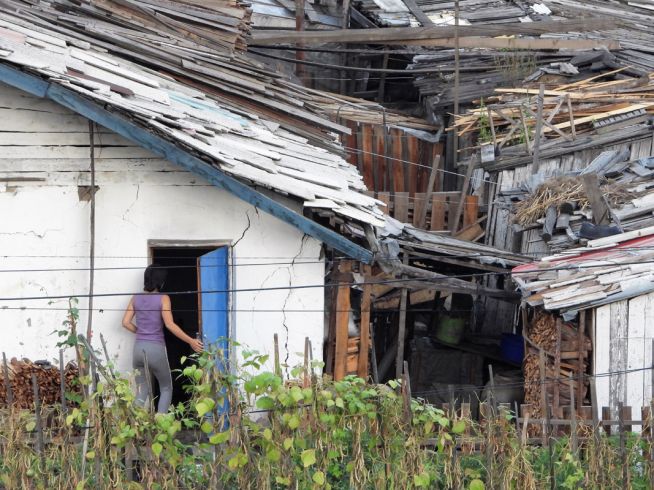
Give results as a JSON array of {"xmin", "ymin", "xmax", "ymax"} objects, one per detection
[
  {"xmin": 251, "ymin": 19, "xmax": 619, "ymax": 45},
  {"xmin": 333, "ymin": 262, "xmax": 352, "ymax": 381},
  {"xmin": 401, "ymin": 0, "xmax": 433, "ymax": 26}
]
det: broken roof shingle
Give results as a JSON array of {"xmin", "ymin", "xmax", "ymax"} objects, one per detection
[{"xmin": 0, "ymin": 0, "xmax": 390, "ymax": 229}]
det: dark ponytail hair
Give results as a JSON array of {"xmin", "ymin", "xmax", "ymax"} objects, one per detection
[{"xmin": 144, "ymin": 264, "xmax": 167, "ymax": 292}]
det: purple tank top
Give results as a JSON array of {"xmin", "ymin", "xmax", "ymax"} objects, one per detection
[{"xmin": 134, "ymin": 294, "xmax": 165, "ymax": 343}]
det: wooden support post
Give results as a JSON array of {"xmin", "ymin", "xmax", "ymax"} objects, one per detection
[
  {"xmin": 532, "ymin": 83, "xmax": 545, "ymax": 174},
  {"xmin": 395, "ymin": 255, "xmax": 409, "ymax": 379},
  {"xmin": 358, "ymin": 266, "xmax": 373, "ymax": 379},
  {"xmin": 418, "ymin": 155, "xmax": 441, "ymax": 229},
  {"xmin": 295, "ymin": 0, "xmax": 306, "ymax": 81},
  {"xmin": 402, "ymin": 360, "xmax": 412, "ymax": 425},
  {"xmin": 642, "ymin": 405, "xmax": 652, "ymax": 479},
  {"xmin": 569, "ymin": 373, "xmax": 577, "ymax": 453},
  {"xmin": 59, "ymin": 349, "xmax": 67, "ymax": 415},
  {"xmin": 31, "ymin": 373, "xmax": 45, "ymax": 465},
  {"xmin": 2, "ymin": 352, "xmax": 13, "ymax": 405},
  {"xmin": 553, "ymin": 324, "xmax": 562, "ymax": 420},
  {"xmin": 370, "ymin": 321, "xmax": 380, "ymax": 384},
  {"xmin": 566, "ymin": 94, "xmax": 576, "ymax": 140},
  {"xmin": 488, "ymin": 364, "xmax": 497, "ymax": 417},
  {"xmin": 273, "ymin": 333, "xmax": 281, "ymax": 377},
  {"xmin": 377, "ymin": 52, "xmax": 389, "ymax": 103},
  {"xmin": 582, "ymin": 173, "xmax": 611, "ymax": 225},
  {"xmin": 541, "ymin": 205, "xmax": 557, "ymax": 242},
  {"xmin": 334, "ymin": 262, "xmax": 352, "ymax": 381},
  {"xmin": 602, "ymin": 406, "xmax": 611, "ymax": 434},
  {"xmin": 451, "ymin": 153, "xmax": 477, "ymax": 234},
  {"xmin": 303, "ymin": 336, "xmax": 310, "ymax": 388},
  {"xmin": 577, "ymin": 311, "xmax": 585, "ymax": 411},
  {"xmin": 619, "ymin": 402, "xmax": 627, "ymax": 484}
]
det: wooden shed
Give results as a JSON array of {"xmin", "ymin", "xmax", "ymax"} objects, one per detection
[{"xmin": 513, "ymin": 228, "xmax": 654, "ymax": 420}]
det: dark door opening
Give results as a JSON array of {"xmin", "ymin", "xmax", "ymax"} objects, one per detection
[{"xmin": 151, "ymin": 246, "xmax": 215, "ymax": 407}]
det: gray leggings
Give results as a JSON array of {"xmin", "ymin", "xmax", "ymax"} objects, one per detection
[{"xmin": 133, "ymin": 340, "xmax": 173, "ymax": 414}]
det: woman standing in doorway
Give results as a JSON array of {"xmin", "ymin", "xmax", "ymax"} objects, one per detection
[{"xmin": 122, "ymin": 265, "xmax": 203, "ymax": 413}]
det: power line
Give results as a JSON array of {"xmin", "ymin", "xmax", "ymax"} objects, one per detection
[{"xmin": 0, "ymin": 255, "xmax": 653, "ymax": 301}]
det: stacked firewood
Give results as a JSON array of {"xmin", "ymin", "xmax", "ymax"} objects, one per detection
[
  {"xmin": 523, "ymin": 311, "xmax": 591, "ymax": 425},
  {"xmin": 0, "ymin": 358, "xmax": 81, "ymax": 409}
]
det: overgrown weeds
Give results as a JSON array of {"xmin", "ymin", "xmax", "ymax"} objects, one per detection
[{"xmin": 0, "ymin": 334, "xmax": 653, "ymax": 489}]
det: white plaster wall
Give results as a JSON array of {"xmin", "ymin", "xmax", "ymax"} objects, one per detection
[{"xmin": 0, "ymin": 83, "xmax": 325, "ymax": 374}]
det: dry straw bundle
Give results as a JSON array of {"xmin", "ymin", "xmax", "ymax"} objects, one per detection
[{"xmin": 514, "ymin": 176, "xmax": 641, "ymax": 225}]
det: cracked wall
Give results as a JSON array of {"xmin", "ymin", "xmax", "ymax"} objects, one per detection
[{"xmin": 0, "ymin": 82, "xmax": 325, "ymax": 373}]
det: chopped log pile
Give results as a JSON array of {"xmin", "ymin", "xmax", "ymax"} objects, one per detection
[
  {"xmin": 0, "ymin": 358, "xmax": 81, "ymax": 409},
  {"xmin": 523, "ymin": 312, "xmax": 590, "ymax": 425}
]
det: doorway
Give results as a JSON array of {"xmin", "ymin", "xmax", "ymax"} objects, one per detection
[{"xmin": 149, "ymin": 243, "xmax": 230, "ymax": 407}]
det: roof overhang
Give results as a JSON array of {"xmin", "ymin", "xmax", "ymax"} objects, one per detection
[{"xmin": 0, "ymin": 62, "xmax": 373, "ymax": 263}]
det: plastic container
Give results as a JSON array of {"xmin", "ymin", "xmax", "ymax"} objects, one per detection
[
  {"xmin": 435, "ymin": 317, "xmax": 465, "ymax": 345},
  {"xmin": 501, "ymin": 333, "xmax": 524, "ymax": 364}
]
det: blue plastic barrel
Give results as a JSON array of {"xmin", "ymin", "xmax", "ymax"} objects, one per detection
[{"xmin": 501, "ymin": 333, "xmax": 524, "ymax": 364}]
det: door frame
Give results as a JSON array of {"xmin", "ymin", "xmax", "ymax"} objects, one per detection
[{"xmin": 147, "ymin": 239, "xmax": 234, "ymax": 352}]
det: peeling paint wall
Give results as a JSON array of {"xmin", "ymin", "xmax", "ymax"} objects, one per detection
[{"xmin": 0, "ymin": 83, "xmax": 325, "ymax": 373}]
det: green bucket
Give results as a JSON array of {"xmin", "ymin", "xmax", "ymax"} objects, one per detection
[{"xmin": 436, "ymin": 317, "xmax": 465, "ymax": 345}]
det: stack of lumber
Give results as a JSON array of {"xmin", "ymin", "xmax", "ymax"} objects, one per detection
[
  {"xmin": 523, "ymin": 312, "xmax": 590, "ymax": 421},
  {"xmin": 0, "ymin": 0, "xmax": 415, "ymax": 231},
  {"xmin": 512, "ymin": 227, "xmax": 654, "ymax": 314},
  {"xmin": 354, "ymin": 0, "xmax": 530, "ymax": 28},
  {"xmin": 0, "ymin": 358, "xmax": 80, "ymax": 409},
  {"xmin": 453, "ymin": 71, "xmax": 654, "ymax": 149}
]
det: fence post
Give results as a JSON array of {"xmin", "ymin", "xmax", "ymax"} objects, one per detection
[
  {"xmin": 401, "ymin": 360, "xmax": 412, "ymax": 425},
  {"xmin": 59, "ymin": 349, "xmax": 67, "ymax": 415},
  {"xmin": 619, "ymin": 402, "xmax": 627, "ymax": 485},
  {"xmin": 539, "ymin": 349, "xmax": 554, "ymax": 490},
  {"xmin": 303, "ymin": 336, "xmax": 310, "ymax": 388},
  {"xmin": 3, "ymin": 352, "xmax": 13, "ymax": 405},
  {"xmin": 273, "ymin": 333, "xmax": 281, "ymax": 377},
  {"xmin": 642, "ymin": 405, "xmax": 651, "ymax": 482},
  {"xmin": 31, "ymin": 373, "xmax": 45, "ymax": 467},
  {"xmin": 538, "ymin": 349, "xmax": 547, "ymax": 445},
  {"xmin": 568, "ymin": 373, "xmax": 577, "ymax": 454}
]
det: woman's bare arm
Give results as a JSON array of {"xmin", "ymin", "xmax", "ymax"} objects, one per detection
[
  {"xmin": 161, "ymin": 295, "xmax": 203, "ymax": 352},
  {"xmin": 122, "ymin": 297, "xmax": 137, "ymax": 333}
]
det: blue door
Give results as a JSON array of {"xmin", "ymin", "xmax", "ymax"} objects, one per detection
[
  {"xmin": 198, "ymin": 247, "xmax": 229, "ymax": 420},
  {"xmin": 198, "ymin": 246, "xmax": 229, "ymax": 351}
]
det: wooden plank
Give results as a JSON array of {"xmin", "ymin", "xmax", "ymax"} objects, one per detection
[
  {"xmin": 396, "ymin": 255, "xmax": 409, "ymax": 379},
  {"xmin": 374, "ymin": 288, "xmax": 436, "ymax": 310},
  {"xmin": 377, "ymin": 191, "xmax": 391, "ymax": 215},
  {"xmin": 373, "ymin": 125, "xmax": 387, "ymax": 191},
  {"xmin": 407, "ymin": 130, "xmax": 419, "ymax": 197},
  {"xmin": 463, "ymin": 194, "xmax": 478, "ymax": 228},
  {"xmin": 430, "ymin": 197, "xmax": 446, "ymax": 231},
  {"xmin": 451, "ymin": 153, "xmax": 477, "ymax": 233},
  {"xmin": 627, "ymin": 294, "xmax": 647, "ymax": 415},
  {"xmin": 334, "ymin": 263, "xmax": 352, "ymax": 382},
  {"xmin": 401, "ymin": 0, "xmax": 434, "ymax": 26},
  {"xmin": 413, "ymin": 192, "xmax": 427, "ymax": 228},
  {"xmin": 357, "ymin": 266, "xmax": 372, "ymax": 379},
  {"xmin": 581, "ymin": 173, "xmax": 611, "ymax": 225},
  {"xmin": 394, "ymin": 192, "xmax": 410, "ymax": 223},
  {"xmin": 251, "ymin": 19, "xmax": 619, "ymax": 44},
  {"xmin": 418, "ymin": 154, "xmax": 440, "ymax": 229},
  {"xmin": 392, "ymin": 128, "xmax": 404, "ymax": 193},
  {"xmin": 361, "ymin": 123, "xmax": 374, "ymax": 190},
  {"xmin": 609, "ymin": 301, "xmax": 629, "ymax": 415}
]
